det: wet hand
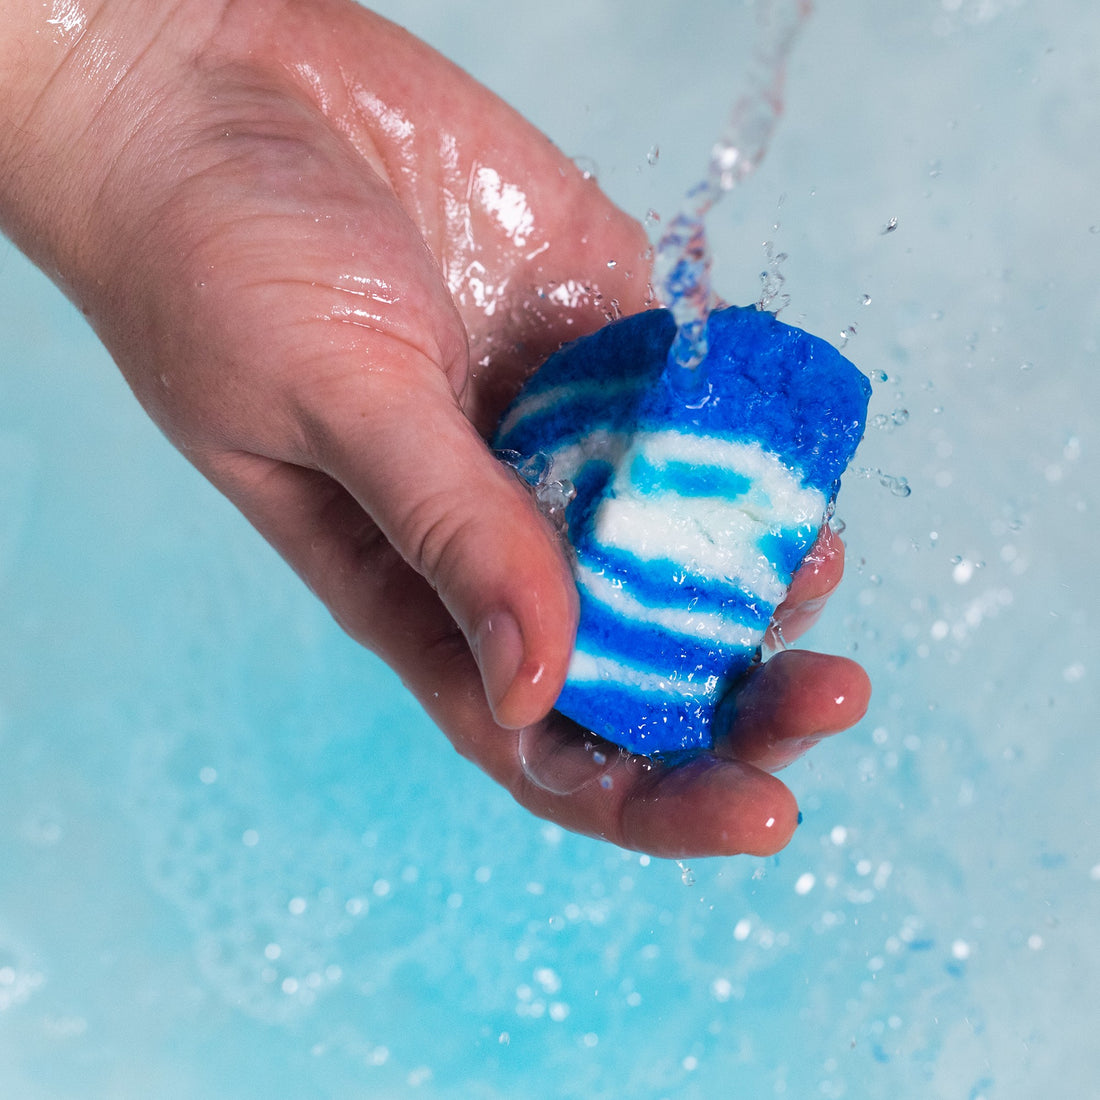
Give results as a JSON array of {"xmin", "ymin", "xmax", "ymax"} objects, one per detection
[{"xmin": 0, "ymin": 0, "xmax": 868, "ymax": 858}]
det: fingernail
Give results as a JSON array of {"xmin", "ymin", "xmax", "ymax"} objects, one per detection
[{"xmin": 474, "ymin": 611, "xmax": 524, "ymax": 724}]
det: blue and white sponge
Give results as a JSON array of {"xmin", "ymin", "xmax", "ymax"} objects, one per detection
[{"xmin": 493, "ymin": 305, "xmax": 871, "ymax": 755}]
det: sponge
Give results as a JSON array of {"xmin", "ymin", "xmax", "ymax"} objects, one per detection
[{"xmin": 494, "ymin": 305, "xmax": 870, "ymax": 755}]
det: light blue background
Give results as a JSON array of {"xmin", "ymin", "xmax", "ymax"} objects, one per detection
[{"xmin": 1, "ymin": 1, "xmax": 1096, "ymax": 1096}]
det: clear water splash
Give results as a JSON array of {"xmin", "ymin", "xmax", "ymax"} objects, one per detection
[{"xmin": 654, "ymin": 0, "xmax": 813, "ymax": 391}]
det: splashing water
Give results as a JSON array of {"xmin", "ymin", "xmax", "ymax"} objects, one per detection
[{"xmin": 654, "ymin": 0, "xmax": 814, "ymax": 393}]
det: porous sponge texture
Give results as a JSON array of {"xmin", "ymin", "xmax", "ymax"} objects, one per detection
[{"xmin": 494, "ymin": 306, "xmax": 870, "ymax": 755}]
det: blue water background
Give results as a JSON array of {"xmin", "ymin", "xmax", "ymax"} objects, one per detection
[{"xmin": 1, "ymin": 1, "xmax": 1097, "ymax": 1096}]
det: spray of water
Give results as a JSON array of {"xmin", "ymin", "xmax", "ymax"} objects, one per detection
[{"xmin": 654, "ymin": 0, "xmax": 814, "ymax": 391}]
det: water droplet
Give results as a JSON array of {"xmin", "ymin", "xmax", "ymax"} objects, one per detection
[
  {"xmin": 645, "ymin": 208, "xmax": 661, "ymax": 226},
  {"xmin": 882, "ymin": 216, "xmax": 899, "ymax": 234},
  {"xmin": 572, "ymin": 156, "xmax": 598, "ymax": 181},
  {"xmin": 1089, "ymin": 225, "xmax": 1100, "ymax": 235},
  {"xmin": 646, "ymin": 144, "xmax": 660, "ymax": 166},
  {"xmin": 518, "ymin": 727, "xmax": 617, "ymax": 795},
  {"xmin": 677, "ymin": 861, "xmax": 696, "ymax": 887}
]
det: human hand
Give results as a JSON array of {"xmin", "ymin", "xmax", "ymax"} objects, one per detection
[{"xmin": 0, "ymin": 0, "xmax": 868, "ymax": 857}]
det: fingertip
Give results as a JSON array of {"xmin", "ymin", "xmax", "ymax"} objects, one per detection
[
  {"xmin": 729, "ymin": 774, "xmax": 800, "ymax": 856},
  {"xmin": 825, "ymin": 655, "xmax": 873, "ymax": 730},
  {"xmin": 618, "ymin": 757, "xmax": 800, "ymax": 858}
]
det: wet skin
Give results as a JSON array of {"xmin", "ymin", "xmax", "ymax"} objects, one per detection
[{"xmin": 0, "ymin": 0, "xmax": 870, "ymax": 857}]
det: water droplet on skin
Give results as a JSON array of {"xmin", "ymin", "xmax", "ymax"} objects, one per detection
[
  {"xmin": 518, "ymin": 727, "xmax": 617, "ymax": 796},
  {"xmin": 572, "ymin": 156, "xmax": 599, "ymax": 181}
]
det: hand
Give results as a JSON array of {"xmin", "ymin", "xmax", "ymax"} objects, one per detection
[{"xmin": 0, "ymin": 0, "xmax": 868, "ymax": 857}]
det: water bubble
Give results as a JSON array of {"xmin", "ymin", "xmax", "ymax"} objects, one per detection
[
  {"xmin": 498, "ymin": 450, "xmax": 576, "ymax": 533},
  {"xmin": 758, "ymin": 240, "xmax": 790, "ymax": 313},
  {"xmin": 861, "ymin": 293, "xmax": 872, "ymax": 306},
  {"xmin": 645, "ymin": 208, "xmax": 661, "ymax": 226},
  {"xmin": 646, "ymin": 144, "xmax": 660, "ymax": 166},
  {"xmin": 1090, "ymin": 225, "xmax": 1100, "ymax": 235},
  {"xmin": 677, "ymin": 861, "xmax": 696, "ymax": 887},
  {"xmin": 572, "ymin": 156, "xmax": 599, "ymax": 181},
  {"xmin": 518, "ymin": 726, "xmax": 618, "ymax": 796},
  {"xmin": 655, "ymin": 0, "xmax": 811, "ymax": 377},
  {"xmin": 882, "ymin": 216, "xmax": 899, "ymax": 234},
  {"xmin": 856, "ymin": 466, "xmax": 912, "ymax": 498},
  {"xmin": 872, "ymin": 409, "xmax": 910, "ymax": 431}
]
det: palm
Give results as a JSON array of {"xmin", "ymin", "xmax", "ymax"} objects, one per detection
[{"xmin": 69, "ymin": 1, "xmax": 868, "ymax": 857}]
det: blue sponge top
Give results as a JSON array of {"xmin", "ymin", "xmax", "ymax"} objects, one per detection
[{"xmin": 503, "ymin": 305, "xmax": 871, "ymax": 497}]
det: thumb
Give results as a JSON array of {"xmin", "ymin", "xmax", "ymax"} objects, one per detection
[{"xmin": 304, "ymin": 352, "xmax": 579, "ymax": 729}]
